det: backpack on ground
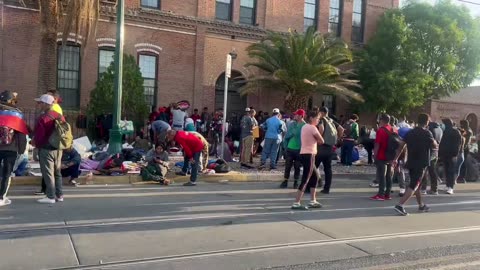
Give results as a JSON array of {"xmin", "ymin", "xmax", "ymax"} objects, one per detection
[
  {"xmin": 0, "ymin": 126, "xmax": 15, "ymax": 145},
  {"xmin": 47, "ymin": 114, "xmax": 73, "ymax": 150},
  {"xmin": 382, "ymin": 127, "xmax": 402, "ymax": 161},
  {"xmin": 321, "ymin": 117, "xmax": 337, "ymax": 146}
]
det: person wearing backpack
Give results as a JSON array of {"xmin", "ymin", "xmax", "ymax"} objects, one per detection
[
  {"xmin": 0, "ymin": 91, "xmax": 28, "ymax": 206},
  {"xmin": 370, "ymin": 114, "xmax": 395, "ymax": 201},
  {"xmin": 341, "ymin": 114, "xmax": 359, "ymax": 166},
  {"xmin": 317, "ymin": 107, "xmax": 344, "ymax": 194},
  {"xmin": 31, "ymin": 94, "xmax": 66, "ymax": 204}
]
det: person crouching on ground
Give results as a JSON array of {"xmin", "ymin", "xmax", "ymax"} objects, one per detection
[
  {"xmin": 167, "ymin": 130, "xmax": 204, "ymax": 186},
  {"xmin": 144, "ymin": 143, "xmax": 171, "ymax": 185},
  {"xmin": 291, "ymin": 110, "xmax": 325, "ymax": 210},
  {"xmin": 61, "ymin": 146, "xmax": 81, "ymax": 186}
]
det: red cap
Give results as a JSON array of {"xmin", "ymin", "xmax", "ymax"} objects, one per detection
[{"xmin": 293, "ymin": 109, "xmax": 306, "ymax": 117}]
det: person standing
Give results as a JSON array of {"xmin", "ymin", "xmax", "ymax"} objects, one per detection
[
  {"xmin": 32, "ymin": 94, "xmax": 65, "ymax": 204},
  {"xmin": 259, "ymin": 108, "xmax": 286, "ymax": 170},
  {"xmin": 167, "ymin": 130, "xmax": 204, "ymax": 186},
  {"xmin": 420, "ymin": 121, "xmax": 443, "ymax": 195},
  {"xmin": 394, "ymin": 114, "xmax": 437, "ymax": 216},
  {"xmin": 200, "ymin": 107, "xmax": 212, "ymax": 136},
  {"xmin": 281, "ymin": 109, "xmax": 306, "ymax": 189},
  {"xmin": 240, "ymin": 108, "xmax": 255, "ymax": 169},
  {"xmin": 191, "ymin": 108, "xmax": 201, "ymax": 131},
  {"xmin": 171, "ymin": 104, "xmax": 187, "ymax": 131},
  {"xmin": 291, "ymin": 110, "xmax": 325, "ymax": 210},
  {"xmin": 317, "ymin": 107, "xmax": 344, "ymax": 194},
  {"xmin": 370, "ymin": 114, "xmax": 394, "ymax": 201},
  {"xmin": 359, "ymin": 126, "xmax": 374, "ymax": 165},
  {"xmin": 341, "ymin": 114, "xmax": 359, "ymax": 166},
  {"xmin": 457, "ymin": 120, "xmax": 473, "ymax": 183},
  {"xmin": 439, "ymin": 118, "xmax": 463, "ymax": 195},
  {"xmin": 46, "ymin": 90, "xmax": 63, "ymax": 115},
  {"xmin": 0, "ymin": 91, "xmax": 28, "ymax": 206}
]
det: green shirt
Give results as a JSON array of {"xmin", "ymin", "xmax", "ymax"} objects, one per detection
[{"xmin": 286, "ymin": 121, "xmax": 305, "ymax": 150}]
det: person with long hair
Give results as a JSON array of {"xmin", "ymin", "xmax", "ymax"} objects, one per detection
[{"xmin": 291, "ymin": 110, "xmax": 325, "ymax": 210}]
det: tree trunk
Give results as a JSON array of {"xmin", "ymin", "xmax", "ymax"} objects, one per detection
[
  {"xmin": 37, "ymin": 0, "xmax": 58, "ymax": 95},
  {"xmin": 284, "ymin": 94, "xmax": 309, "ymax": 114}
]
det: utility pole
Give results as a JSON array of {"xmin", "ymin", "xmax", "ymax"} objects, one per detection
[{"xmin": 107, "ymin": 0, "xmax": 125, "ymax": 154}]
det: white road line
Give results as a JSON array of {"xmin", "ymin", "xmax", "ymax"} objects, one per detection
[
  {"xmin": 425, "ymin": 260, "xmax": 480, "ymax": 270},
  {"xmin": 49, "ymin": 225, "xmax": 480, "ymax": 270}
]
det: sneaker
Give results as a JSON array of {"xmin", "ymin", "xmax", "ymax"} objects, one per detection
[
  {"xmin": 384, "ymin": 195, "xmax": 392, "ymax": 200},
  {"xmin": 55, "ymin": 196, "xmax": 64, "ymax": 202},
  {"xmin": 421, "ymin": 190, "xmax": 427, "ymax": 195},
  {"xmin": 293, "ymin": 180, "xmax": 299, "ymax": 189},
  {"xmin": 37, "ymin": 197, "xmax": 56, "ymax": 204},
  {"xmin": 269, "ymin": 167, "xmax": 277, "ymax": 171},
  {"xmin": 258, "ymin": 164, "xmax": 266, "ymax": 170},
  {"xmin": 280, "ymin": 180, "xmax": 288, "ymax": 189},
  {"xmin": 183, "ymin": 181, "xmax": 197, "ymax": 186},
  {"xmin": 176, "ymin": 171, "xmax": 187, "ymax": 176},
  {"xmin": 370, "ymin": 194, "xmax": 385, "ymax": 201},
  {"xmin": 0, "ymin": 199, "xmax": 6, "ymax": 207},
  {"xmin": 4, "ymin": 198, "xmax": 11, "ymax": 205},
  {"xmin": 69, "ymin": 179, "xmax": 78, "ymax": 186},
  {"xmin": 34, "ymin": 190, "xmax": 45, "ymax": 195},
  {"xmin": 308, "ymin": 201, "xmax": 323, "ymax": 208},
  {"xmin": 399, "ymin": 193, "xmax": 404, "ymax": 197},
  {"xmin": 291, "ymin": 203, "xmax": 309, "ymax": 210},
  {"xmin": 394, "ymin": 205, "xmax": 408, "ymax": 216},
  {"xmin": 418, "ymin": 204, "xmax": 430, "ymax": 212},
  {"xmin": 428, "ymin": 190, "xmax": 439, "ymax": 195},
  {"xmin": 446, "ymin": 188, "xmax": 454, "ymax": 195},
  {"xmin": 369, "ymin": 182, "xmax": 379, "ymax": 188},
  {"xmin": 399, "ymin": 188, "xmax": 406, "ymax": 195},
  {"xmin": 320, "ymin": 190, "xmax": 329, "ymax": 194}
]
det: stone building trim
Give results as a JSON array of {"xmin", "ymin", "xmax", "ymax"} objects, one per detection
[{"xmin": 135, "ymin": 43, "xmax": 163, "ymax": 54}]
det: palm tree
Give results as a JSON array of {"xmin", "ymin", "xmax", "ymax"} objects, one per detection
[
  {"xmin": 37, "ymin": 0, "xmax": 100, "ymax": 94},
  {"xmin": 243, "ymin": 27, "xmax": 363, "ymax": 113}
]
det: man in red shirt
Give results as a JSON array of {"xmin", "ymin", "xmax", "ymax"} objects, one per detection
[
  {"xmin": 370, "ymin": 114, "xmax": 394, "ymax": 201},
  {"xmin": 191, "ymin": 108, "xmax": 201, "ymax": 130},
  {"xmin": 167, "ymin": 130, "xmax": 205, "ymax": 186},
  {"xmin": 31, "ymin": 94, "xmax": 65, "ymax": 204}
]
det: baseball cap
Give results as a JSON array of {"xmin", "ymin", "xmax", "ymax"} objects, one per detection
[
  {"xmin": 273, "ymin": 108, "xmax": 280, "ymax": 114},
  {"xmin": 245, "ymin": 108, "xmax": 251, "ymax": 112},
  {"xmin": 34, "ymin": 94, "xmax": 54, "ymax": 105},
  {"xmin": 293, "ymin": 109, "xmax": 306, "ymax": 117}
]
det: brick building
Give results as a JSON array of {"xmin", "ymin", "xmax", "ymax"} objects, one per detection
[{"xmin": 0, "ymin": 0, "xmax": 398, "ymax": 119}]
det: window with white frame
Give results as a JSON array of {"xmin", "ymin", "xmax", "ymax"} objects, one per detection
[
  {"xmin": 329, "ymin": 0, "xmax": 342, "ymax": 37},
  {"xmin": 216, "ymin": 0, "xmax": 233, "ymax": 21},
  {"xmin": 304, "ymin": 0, "xmax": 318, "ymax": 31},
  {"xmin": 138, "ymin": 54, "xmax": 158, "ymax": 107}
]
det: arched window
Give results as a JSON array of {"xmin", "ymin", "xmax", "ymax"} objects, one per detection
[
  {"xmin": 57, "ymin": 43, "xmax": 81, "ymax": 109},
  {"xmin": 329, "ymin": 0, "xmax": 343, "ymax": 37},
  {"xmin": 304, "ymin": 0, "xmax": 318, "ymax": 31},
  {"xmin": 351, "ymin": 0, "xmax": 365, "ymax": 43}
]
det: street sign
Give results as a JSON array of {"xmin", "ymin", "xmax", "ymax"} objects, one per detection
[{"xmin": 226, "ymin": 54, "xmax": 232, "ymax": 78}]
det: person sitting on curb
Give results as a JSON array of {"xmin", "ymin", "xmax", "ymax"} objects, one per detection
[
  {"xmin": 143, "ymin": 143, "xmax": 171, "ymax": 185},
  {"xmin": 61, "ymin": 146, "xmax": 81, "ymax": 186},
  {"xmin": 167, "ymin": 130, "xmax": 204, "ymax": 186}
]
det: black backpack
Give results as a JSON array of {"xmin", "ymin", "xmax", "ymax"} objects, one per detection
[{"xmin": 382, "ymin": 127, "xmax": 402, "ymax": 161}]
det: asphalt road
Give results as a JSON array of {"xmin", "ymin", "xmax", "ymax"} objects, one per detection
[{"xmin": 1, "ymin": 177, "xmax": 480, "ymax": 270}]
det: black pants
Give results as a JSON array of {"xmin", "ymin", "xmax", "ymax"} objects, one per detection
[
  {"xmin": 61, "ymin": 164, "xmax": 80, "ymax": 180},
  {"xmin": 364, "ymin": 140, "xmax": 374, "ymax": 164},
  {"xmin": 376, "ymin": 160, "xmax": 393, "ymax": 196},
  {"xmin": 443, "ymin": 156, "xmax": 458, "ymax": 189},
  {"xmin": 316, "ymin": 145, "xmax": 333, "ymax": 192},
  {"xmin": 299, "ymin": 154, "xmax": 320, "ymax": 192},
  {"xmin": 409, "ymin": 167, "xmax": 427, "ymax": 190},
  {"xmin": 421, "ymin": 158, "xmax": 440, "ymax": 192},
  {"xmin": 284, "ymin": 149, "xmax": 301, "ymax": 181},
  {"xmin": 0, "ymin": 151, "xmax": 17, "ymax": 200}
]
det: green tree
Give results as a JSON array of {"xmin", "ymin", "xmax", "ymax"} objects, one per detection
[
  {"xmin": 243, "ymin": 27, "xmax": 363, "ymax": 112},
  {"xmin": 88, "ymin": 54, "xmax": 148, "ymax": 129},
  {"xmin": 357, "ymin": 0, "xmax": 480, "ymax": 115}
]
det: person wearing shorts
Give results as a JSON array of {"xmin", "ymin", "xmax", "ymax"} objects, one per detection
[
  {"xmin": 394, "ymin": 113, "xmax": 437, "ymax": 216},
  {"xmin": 291, "ymin": 111, "xmax": 325, "ymax": 210}
]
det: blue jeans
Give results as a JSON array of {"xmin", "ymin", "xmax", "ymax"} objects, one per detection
[
  {"xmin": 261, "ymin": 138, "xmax": 280, "ymax": 168},
  {"xmin": 455, "ymin": 153, "xmax": 465, "ymax": 178},
  {"xmin": 182, "ymin": 152, "xmax": 201, "ymax": 183},
  {"xmin": 341, "ymin": 140, "xmax": 355, "ymax": 166}
]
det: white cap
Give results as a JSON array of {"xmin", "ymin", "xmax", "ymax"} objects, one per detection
[
  {"xmin": 34, "ymin": 94, "xmax": 54, "ymax": 105},
  {"xmin": 273, "ymin": 108, "xmax": 280, "ymax": 114},
  {"xmin": 245, "ymin": 108, "xmax": 251, "ymax": 112}
]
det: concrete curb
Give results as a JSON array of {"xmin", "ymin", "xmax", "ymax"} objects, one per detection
[{"xmin": 11, "ymin": 172, "xmax": 376, "ymax": 186}]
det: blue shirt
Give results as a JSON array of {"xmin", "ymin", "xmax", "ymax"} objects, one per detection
[{"xmin": 263, "ymin": 116, "xmax": 286, "ymax": 140}]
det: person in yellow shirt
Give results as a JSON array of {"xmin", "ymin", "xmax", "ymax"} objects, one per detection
[{"xmin": 47, "ymin": 90, "xmax": 63, "ymax": 115}]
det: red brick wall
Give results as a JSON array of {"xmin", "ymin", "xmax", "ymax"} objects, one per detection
[
  {"xmin": 162, "ymin": 0, "xmax": 198, "ymax": 17},
  {"xmin": 364, "ymin": 0, "xmax": 398, "ymax": 42},
  {"xmin": 265, "ymin": 0, "xmax": 304, "ymax": 32}
]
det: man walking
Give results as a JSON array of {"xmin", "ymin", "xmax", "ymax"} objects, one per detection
[
  {"xmin": 32, "ymin": 94, "xmax": 65, "ymax": 204},
  {"xmin": 167, "ymin": 130, "xmax": 205, "ymax": 186},
  {"xmin": 439, "ymin": 118, "xmax": 462, "ymax": 195},
  {"xmin": 259, "ymin": 108, "xmax": 286, "ymax": 170},
  {"xmin": 370, "ymin": 114, "xmax": 394, "ymax": 201},
  {"xmin": 420, "ymin": 121, "xmax": 443, "ymax": 195},
  {"xmin": 281, "ymin": 109, "xmax": 306, "ymax": 189},
  {"xmin": 240, "ymin": 108, "xmax": 255, "ymax": 169},
  {"xmin": 317, "ymin": 107, "xmax": 344, "ymax": 194},
  {"xmin": 394, "ymin": 114, "xmax": 437, "ymax": 216}
]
